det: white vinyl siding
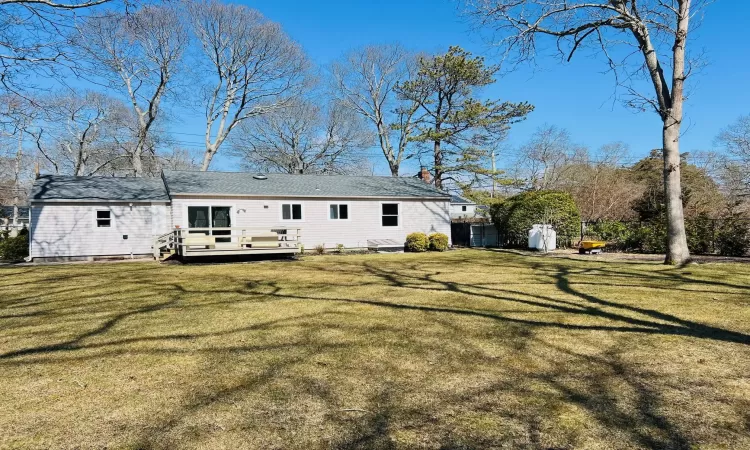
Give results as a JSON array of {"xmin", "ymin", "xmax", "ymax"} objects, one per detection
[
  {"xmin": 451, "ymin": 203, "xmax": 477, "ymax": 218},
  {"xmin": 30, "ymin": 202, "xmax": 170, "ymax": 259},
  {"xmin": 170, "ymin": 196, "xmax": 450, "ymax": 250}
]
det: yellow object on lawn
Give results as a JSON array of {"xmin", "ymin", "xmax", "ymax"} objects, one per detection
[{"xmin": 581, "ymin": 240, "xmax": 606, "ymax": 250}]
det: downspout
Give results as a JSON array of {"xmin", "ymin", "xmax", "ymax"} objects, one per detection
[{"xmin": 24, "ymin": 204, "xmax": 33, "ymax": 262}]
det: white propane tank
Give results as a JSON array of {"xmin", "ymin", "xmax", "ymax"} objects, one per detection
[
  {"xmin": 539, "ymin": 225, "xmax": 557, "ymax": 251},
  {"xmin": 528, "ymin": 225, "xmax": 541, "ymax": 249},
  {"xmin": 529, "ymin": 224, "xmax": 557, "ymax": 251}
]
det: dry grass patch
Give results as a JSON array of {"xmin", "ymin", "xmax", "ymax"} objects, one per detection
[{"xmin": 1, "ymin": 250, "xmax": 749, "ymax": 449}]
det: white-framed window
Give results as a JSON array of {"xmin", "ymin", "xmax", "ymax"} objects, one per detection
[
  {"xmin": 186, "ymin": 205, "xmax": 232, "ymax": 241},
  {"xmin": 95, "ymin": 209, "xmax": 112, "ymax": 228},
  {"xmin": 462, "ymin": 205, "xmax": 467, "ymax": 212},
  {"xmin": 329, "ymin": 203, "xmax": 349, "ymax": 220},
  {"xmin": 281, "ymin": 203, "xmax": 303, "ymax": 221},
  {"xmin": 381, "ymin": 203, "xmax": 399, "ymax": 227}
]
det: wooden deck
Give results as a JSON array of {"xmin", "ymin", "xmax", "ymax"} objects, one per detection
[{"xmin": 154, "ymin": 227, "xmax": 301, "ymax": 260}]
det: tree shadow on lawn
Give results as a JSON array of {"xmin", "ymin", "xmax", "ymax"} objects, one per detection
[
  {"xmin": 0, "ymin": 254, "xmax": 748, "ymax": 448},
  {"xmin": 305, "ymin": 260, "xmax": 750, "ymax": 346}
]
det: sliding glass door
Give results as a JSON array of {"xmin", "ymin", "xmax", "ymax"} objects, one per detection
[
  {"xmin": 188, "ymin": 206, "xmax": 232, "ymax": 242},
  {"xmin": 211, "ymin": 207, "xmax": 231, "ymax": 242}
]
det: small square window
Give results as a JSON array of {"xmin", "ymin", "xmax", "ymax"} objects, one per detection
[
  {"xmin": 330, "ymin": 204, "xmax": 349, "ymax": 220},
  {"xmin": 282, "ymin": 204, "xmax": 303, "ymax": 221},
  {"xmin": 462, "ymin": 205, "xmax": 467, "ymax": 212},
  {"xmin": 381, "ymin": 203, "xmax": 399, "ymax": 227},
  {"xmin": 96, "ymin": 210, "xmax": 111, "ymax": 228}
]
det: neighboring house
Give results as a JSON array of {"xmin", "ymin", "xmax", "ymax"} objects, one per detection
[
  {"xmin": 29, "ymin": 170, "xmax": 452, "ymax": 261},
  {"xmin": 1, "ymin": 206, "xmax": 30, "ymax": 236},
  {"xmin": 449, "ymin": 197, "xmax": 498, "ymax": 247},
  {"xmin": 450, "ymin": 195, "xmax": 478, "ymax": 219}
]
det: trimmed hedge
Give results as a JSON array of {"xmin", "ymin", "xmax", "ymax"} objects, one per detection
[
  {"xmin": 428, "ymin": 233, "xmax": 449, "ymax": 252},
  {"xmin": 491, "ymin": 191, "xmax": 581, "ymax": 248},
  {"xmin": 405, "ymin": 232, "xmax": 429, "ymax": 252}
]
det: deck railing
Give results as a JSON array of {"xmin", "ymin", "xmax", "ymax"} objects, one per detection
[{"xmin": 158, "ymin": 227, "xmax": 302, "ymax": 258}]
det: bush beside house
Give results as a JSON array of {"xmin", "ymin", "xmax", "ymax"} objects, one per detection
[
  {"xmin": 0, "ymin": 229, "xmax": 29, "ymax": 261},
  {"xmin": 405, "ymin": 232, "xmax": 429, "ymax": 252},
  {"xmin": 428, "ymin": 233, "xmax": 449, "ymax": 251}
]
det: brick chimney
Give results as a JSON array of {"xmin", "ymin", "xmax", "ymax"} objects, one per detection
[{"xmin": 418, "ymin": 166, "xmax": 432, "ymax": 184}]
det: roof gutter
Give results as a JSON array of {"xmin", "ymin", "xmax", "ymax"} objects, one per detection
[
  {"xmin": 168, "ymin": 193, "xmax": 451, "ymax": 200},
  {"xmin": 30, "ymin": 199, "xmax": 170, "ymax": 204}
]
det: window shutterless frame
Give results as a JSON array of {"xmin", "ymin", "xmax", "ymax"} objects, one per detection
[
  {"xmin": 184, "ymin": 205, "xmax": 234, "ymax": 242},
  {"xmin": 328, "ymin": 202, "xmax": 350, "ymax": 221},
  {"xmin": 94, "ymin": 208, "xmax": 113, "ymax": 229},
  {"xmin": 380, "ymin": 202, "xmax": 400, "ymax": 228},
  {"xmin": 280, "ymin": 202, "xmax": 304, "ymax": 221}
]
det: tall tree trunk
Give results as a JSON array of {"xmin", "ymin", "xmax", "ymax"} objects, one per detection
[
  {"xmin": 13, "ymin": 127, "xmax": 22, "ymax": 228},
  {"xmin": 132, "ymin": 143, "xmax": 144, "ymax": 177},
  {"xmin": 132, "ymin": 125, "xmax": 149, "ymax": 177},
  {"xmin": 662, "ymin": 122, "xmax": 689, "ymax": 264},
  {"xmin": 433, "ymin": 139, "xmax": 442, "ymax": 189},
  {"xmin": 201, "ymin": 147, "xmax": 216, "ymax": 171},
  {"xmin": 662, "ymin": 0, "xmax": 691, "ymax": 265}
]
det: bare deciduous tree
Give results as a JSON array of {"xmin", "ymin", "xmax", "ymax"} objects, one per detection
[
  {"xmin": 188, "ymin": 0, "xmax": 310, "ymax": 171},
  {"xmin": 232, "ymin": 98, "xmax": 373, "ymax": 174},
  {"xmin": 158, "ymin": 148, "xmax": 200, "ymax": 171},
  {"xmin": 77, "ymin": 4, "xmax": 188, "ymax": 176},
  {"xmin": 0, "ymin": 0, "xmax": 114, "ymax": 94},
  {"xmin": 30, "ymin": 91, "xmax": 131, "ymax": 175},
  {"xmin": 0, "ymin": 95, "xmax": 35, "ymax": 218},
  {"xmin": 716, "ymin": 115, "xmax": 750, "ymax": 197},
  {"xmin": 510, "ymin": 124, "xmax": 586, "ymax": 190},
  {"xmin": 464, "ymin": 0, "xmax": 713, "ymax": 264},
  {"xmin": 331, "ymin": 45, "xmax": 421, "ymax": 177},
  {"xmin": 553, "ymin": 142, "xmax": 644, "ymax": 221}
]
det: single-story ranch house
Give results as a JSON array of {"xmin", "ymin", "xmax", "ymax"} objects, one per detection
[{"xmin": 28, "ymin": 170, "xmax": 452, "ymax": 262}]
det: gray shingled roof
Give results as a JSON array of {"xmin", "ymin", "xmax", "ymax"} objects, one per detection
[
  {"xmin": 450, "ymin": 194, "xmax": 475, "ymax": 204},
  {"xmin": 163, "ymin": 170, "xmax": 450, "ymax": 199},
  {"xmin": 31, "ymin": 175, "xmax": 170, "ymax": 202}
]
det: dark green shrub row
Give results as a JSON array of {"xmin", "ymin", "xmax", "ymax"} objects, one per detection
[
  {"xmin": 405, "ymin": 232, "xmax": 449, "ymax": 252},
  {"xmin": 0, "ymin": 229, "xmax": 29, "ymax": 261},
  {"xmin": 587, "ymin": 216, "xmax": 750, "ymax": 256},
  {"xmin": 490, "ymin": 191, "xmax": 581, "ymax": 248}
]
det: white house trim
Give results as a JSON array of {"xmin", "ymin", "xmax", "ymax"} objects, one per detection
[
  {"xmin": 279, "ymin": 201, "xmax": 306, "ymax": 223},
  {"xmin": 379, "ymin": 201, "xmax": 402, "ymax": 230},
  {"xmin": 327, "ymin": 201, "xmax": 351, "ymax": 222}
]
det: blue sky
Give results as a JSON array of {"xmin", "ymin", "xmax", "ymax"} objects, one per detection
[{"xmin": 177, "ymin": 0, "xmax": 750, "ymax": 175}]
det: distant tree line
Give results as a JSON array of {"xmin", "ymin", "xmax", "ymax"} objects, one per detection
[{"xmin": 464, "ymin": 123, "xmax": 750, "ymax": 224}]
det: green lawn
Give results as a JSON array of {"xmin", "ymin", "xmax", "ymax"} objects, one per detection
[{"xmin": 1, "ymin": 250, "xmax": 749, "ymax": 449}]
